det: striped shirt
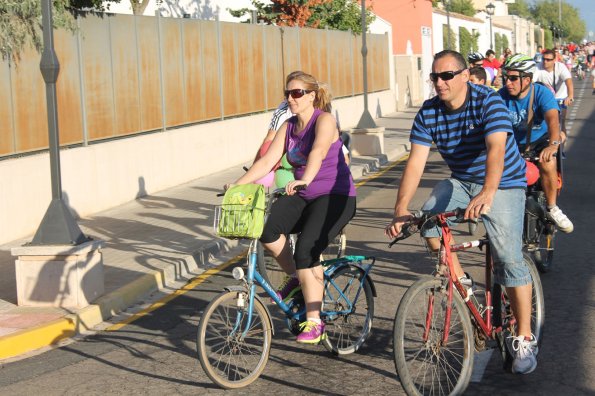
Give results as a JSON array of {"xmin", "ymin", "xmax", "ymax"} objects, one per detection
[{"xmin": 411, "ymin": 83, "xmax": 526, "ymax": 189}]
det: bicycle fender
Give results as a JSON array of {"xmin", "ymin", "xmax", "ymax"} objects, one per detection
[{"xmin": 223, "ymin": 285, "xmax": 275, "ymax": 336}]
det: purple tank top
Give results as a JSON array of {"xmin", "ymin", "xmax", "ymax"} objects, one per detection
[{"xmin": 285, "ymin": 109, "xmax": 356, "ymax": 200}]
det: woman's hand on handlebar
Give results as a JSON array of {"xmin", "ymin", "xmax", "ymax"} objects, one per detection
[
  {"xmin": 285, "ymin": 180, "xmax": 308, "ymax": 195},
  {"xmin": 385, "ymin": 211, "xmax": 413, "ymax": 239}
]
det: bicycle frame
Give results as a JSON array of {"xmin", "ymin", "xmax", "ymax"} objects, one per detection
[
  {"xmin": 232, "ymin": 239, "xmax": 375, "ymax": 339},
  {"xmin": 426, "ymin": 212, "xmax": 496, "ymax": 344}
]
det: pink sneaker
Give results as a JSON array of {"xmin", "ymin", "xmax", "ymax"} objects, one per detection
[{"xmin": 296, "ymin": 320, "xmax": 326, "ymax": 344}]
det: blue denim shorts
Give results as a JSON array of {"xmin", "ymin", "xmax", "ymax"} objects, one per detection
[{"xmin": 421, "ymin": 178, "xmax": 530, "ymax": 287}]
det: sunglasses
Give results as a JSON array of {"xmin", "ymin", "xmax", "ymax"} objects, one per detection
[
  {"xmin": 503, "ymin": 75, "xmax": 522, "ymax": 82},
  {"xmin": 284, "ymin": 89, "xmax": 313, "ymax": 99},
  {"xmin": 429, "ymin": 69, "xmax": 465, "ymax": 82},
  {"xmin": 543, "ymin": 57, "xmax": 555, "ymax": 61}
]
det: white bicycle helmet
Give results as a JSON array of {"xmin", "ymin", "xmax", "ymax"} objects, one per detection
[{"xmin": 503, "ymin": 54, "xmax": 537, "ymax": 75}]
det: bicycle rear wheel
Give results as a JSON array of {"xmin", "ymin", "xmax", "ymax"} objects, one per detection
[
  {"xmin": 493, "ymin": 253, "xmax": 545, "ymax": 369},
  {"xmin": 321, "ymin": 265, "xmax": 374, "ymax": 355},
  {"xmin": 393, "ymin": 278, "xmax": 474, "ymax": 396},
  {"xmin": 197, "ymin": 291, "xmax": 272, "ymax": 389}
]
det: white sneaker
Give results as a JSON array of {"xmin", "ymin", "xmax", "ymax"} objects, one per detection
[
  {"xmin": 547, "ymin": 206, "xmax": 574, "ymax": 233},
  {"xmin": 511, "ymin": 335, "xmax": 538, "ymax": 374}
]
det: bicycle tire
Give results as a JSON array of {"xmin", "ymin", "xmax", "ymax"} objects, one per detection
[
  {"xmin": 320, "ymin": 231, "xmax": 347, "ymax": 261},
  {"xmin": 393, "ymin": 278, "xmax": 474, "ymax": 396},
  {"xmin": 256, "ymin": 234, "xmax": 297, "ymax": 292},
  {"xmin": 492, "ymin": 253, "xmax": 545, "ymax": 370},
  {"xmin": 197, "ymin": 290, "xmax": 272, "ymax": 389},
  {"xmin": 533, "ymin": 220, "xmax": 555, "ymax": 273},
  {"xmin": 321, "ymin": 265, "xmax": 374, "ymax": 355}
]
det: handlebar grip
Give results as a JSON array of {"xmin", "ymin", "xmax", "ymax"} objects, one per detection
[{"xmin": 216, "ymin": 193, "xmax": 225, "ymax": 197}]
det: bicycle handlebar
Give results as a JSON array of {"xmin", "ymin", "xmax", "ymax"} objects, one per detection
[
  {"xmin": 388, "ymin": 208, "xmax": 473, "ymax": 248},
  {"xmin": 217, "ymin": 184, "xmax": 305, "ymax": 197}
]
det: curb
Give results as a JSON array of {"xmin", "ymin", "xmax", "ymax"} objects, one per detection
[
  {"xmin": 0, "ymin": 237, "xmax": 245, "ymax": 361},
  {"xmin": 0, "ymin": 143, "xmax": 410, "ymax": 361}
]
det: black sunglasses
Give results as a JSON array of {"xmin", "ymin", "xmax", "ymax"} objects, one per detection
[
  {"xmin": 284, "ymin": 89, "xmax": 313, "ymax": 99},
  {"xmin": 543, "ymin": 57, "xmax": 555, "ymax": 61},
  {"xmin": 429, "ymin": 69, "xmax": 466, "ymax": 82},
  {"xmin": 503, "ymin": 74, "xmax": 522, "ymax": 82}
]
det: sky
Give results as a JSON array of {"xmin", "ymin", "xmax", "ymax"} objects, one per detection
[{"xmin": 565, "ymin": 0, "xmax": 595, "ymax": 39}]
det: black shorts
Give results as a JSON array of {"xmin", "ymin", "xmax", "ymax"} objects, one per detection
[{"xmin": 260, "ymin": 194, "xmax": 356, "ymax": 269}]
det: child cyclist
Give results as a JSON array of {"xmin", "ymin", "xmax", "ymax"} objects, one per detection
[{"xmin": 225, "ymin": 72, "xmax": 356, "ymax": 343}]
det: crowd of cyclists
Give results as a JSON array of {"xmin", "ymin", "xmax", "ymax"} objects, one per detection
[{"xmin": 221, "ymin": 39, "xmax": 587, "ymax": 380}]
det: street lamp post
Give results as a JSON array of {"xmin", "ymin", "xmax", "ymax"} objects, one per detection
[
  {"xmin": 486, "ymin": 2, "xmax": 495, "ymax": 50},
  {"xmin": 445, "ymin": 0, "xmax": 451, "ymax": 50},
  {"xmin": 355, "ymin": 0, "xmax": 376, "ymax": 129},
  {"xmin": 31, "ymin": 0, "xmax": 87, "ymax": 245}
]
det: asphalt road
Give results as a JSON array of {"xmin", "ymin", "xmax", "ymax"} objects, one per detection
[{"xmin": 0, "ymin": 79, "xmax": 593, "ymax": 395}]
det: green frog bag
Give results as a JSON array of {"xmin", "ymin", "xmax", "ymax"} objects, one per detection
[{"xmin": 217, "ymin": 184, "xmax": 266, "ymax": 239}]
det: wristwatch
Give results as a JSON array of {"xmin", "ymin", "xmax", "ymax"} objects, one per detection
[{"xmin": 550, "ymin": 140, "xmax": 560, "ymax": 146}]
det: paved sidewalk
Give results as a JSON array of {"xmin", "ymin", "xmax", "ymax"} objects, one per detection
[{"xmin": 0, "ymin": 109, "xmax": 417, "ymax": 361}]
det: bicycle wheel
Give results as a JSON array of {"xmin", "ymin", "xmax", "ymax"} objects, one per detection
[
  {"xmin": 493, "ymin": 253, "xmax": 545, "ymax": 369},
  {"xmin": 197, "ymin": 291, "xmax": 272, "ymax": 389},
  {"xmin": 256, "ymin": 234, "xmax": 296, "ymax": 291},
  {"xmin": 533, "ymin": 220, "xmax": 555, "ymax": 273},
  {"xmin": 320, "ymin": 231, "xmax": 347, "ymax": 261},
  {"xmin": 321, "ymin": 265, "xmax": 374, "ymax": 355},
  {"xmin": 393, "ymin": 278, "xmax": 474, "ymax": 396}
]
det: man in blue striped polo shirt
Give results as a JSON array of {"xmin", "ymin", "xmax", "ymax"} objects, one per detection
[{"xmin": 386, "ymin": 50, "xmax": 538, "ymax": 374}]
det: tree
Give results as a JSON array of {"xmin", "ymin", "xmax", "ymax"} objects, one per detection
[
  {"xmin": 312, "ymin": 0, "xmax": 375, "ymax": 34},
  {"xmin": 1, "ymin": 0, "xmax": 121, "ymax": 62},
  {"xmin": 448, "ymin": 0, "xmax": 476, "ymax": 17},
  {"xmin": 532, "ymin": 0, "xmax": 586, "ymax": 44},
  {"xmin": 443, "ymin": 24, "xmax": 456, "ymax": 50},
  {"xmin": 508, "ymin": 0, "xmax": 532, "ymax": 19},
  {"xmin": 228, "ymin": 0, "xmax": 375, "ymax": 33}
]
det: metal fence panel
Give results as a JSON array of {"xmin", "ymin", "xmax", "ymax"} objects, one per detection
[
  {"xmin": 1, "ymin": 14, "xmax": 389, "ymax": 158},
  {"xmin": 110, "ymin": 15, "xmax": 142, "ymax": 136},
  {"xmin": 199, "ymin": 21, "xmax": 223, "ymax": 121},
  {"xmin": 0, "ymin": 60, "xmax": 15, "ymax": 156},
  {"xmin": 10, "ymin": 46, "xmax": 49, "ymax": 152},
  {"xmin": 136, "ymin": 15, "xmax": 163, "ymax": 132},
  {"xmin": 263, "ymin": 25, "xmax": 284, "ymax": 109},
  {"xmin": 161, "ymin": 17, "xmax": 186, "ymax": 127},
  {"xmin": 80, "ymin": 16, "xmax": 116, "ymax": 140}
]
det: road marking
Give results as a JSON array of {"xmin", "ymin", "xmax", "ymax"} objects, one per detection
[
  {"xmin": 106, "ymin": 253, "xmax": 245, "ymax": 331},
  {"xmin": 355, "ymin": 154, "xmax": 410, "ymax": 188},
  {"xmin": 106, "ymin": 152, "xmax": 411, "ymax": 331}
]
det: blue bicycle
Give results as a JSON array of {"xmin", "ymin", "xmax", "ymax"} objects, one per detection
[{"xmin": 197, "ymin": 189, "xmax": 376, "ymax": 389}]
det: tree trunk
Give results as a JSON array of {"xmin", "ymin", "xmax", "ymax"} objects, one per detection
[{"xmin": 130, "ymin": 0, "xmax": 151, "ymax": 15}]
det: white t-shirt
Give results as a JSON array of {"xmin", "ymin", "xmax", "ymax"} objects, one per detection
[{"xmin": 534, "ymin": 62, "xmax": 571, "ymax": 99}]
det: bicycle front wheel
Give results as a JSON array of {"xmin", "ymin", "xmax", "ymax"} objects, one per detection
[
  {"xmin": 321, "ymin": 265, "xmax": 374, "ymax": 355},
  {"xmin": 197, "ymin": 291, "xmax": 272, "ymax": 389},
  {"xmin": 393, "ymin": 278, "xmax": 474, "ymax": 396}
]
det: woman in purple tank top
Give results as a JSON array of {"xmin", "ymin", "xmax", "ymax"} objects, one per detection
[{"xmin": 228, "ymin": 71, "xmax": 356, "ymax": 343}]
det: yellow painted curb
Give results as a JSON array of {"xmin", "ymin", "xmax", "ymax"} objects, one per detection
[{"xmin": 0, "ymin": 252, "xmax": 244, "ymax": 361}]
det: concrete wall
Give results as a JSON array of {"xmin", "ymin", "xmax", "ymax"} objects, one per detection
[
  {"xmin": 0, "ymin": 90, "xmax": 396, "ymax": 245},
  {"xmin": 394, "ymin": 55, "xmax": 424, "ymax": 110}
]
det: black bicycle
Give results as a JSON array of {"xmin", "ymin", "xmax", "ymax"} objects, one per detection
[{"xmin": 522, "ymin": 150, "xmax": 561, "ymax": 273}]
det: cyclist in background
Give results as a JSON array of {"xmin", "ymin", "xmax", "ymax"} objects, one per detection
[
  {"xmin": 386, "ymin": 50, "xmax": 538, "ymax": 374},
  {"xmin": 499, "ymin": 54, "xmax": 573, "ymax": 233},
  {"xmin": 228, "ymin": 71, "xmax": 356, "ymax": 344},
  {"xmin": 469, "ymin": 66, "xmax": 487, "ymax": 85},
  {"xmin": 534, "ymin": 49, "xmax": 574, "ymax": 144}
]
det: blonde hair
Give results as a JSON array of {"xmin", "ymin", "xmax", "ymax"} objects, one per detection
[{"xmin": 286, "ymin": 71, "xmax": 333, "ymax": 113}]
